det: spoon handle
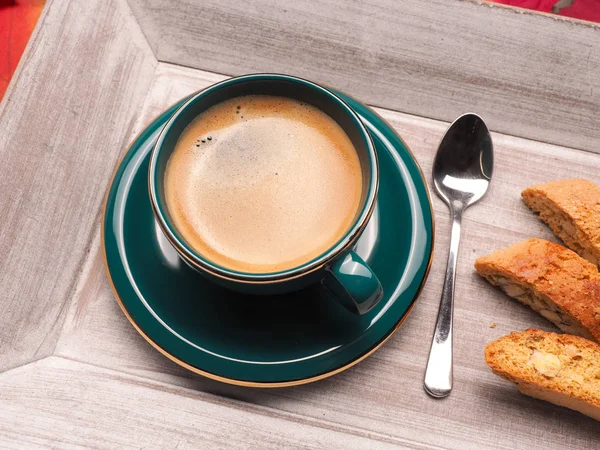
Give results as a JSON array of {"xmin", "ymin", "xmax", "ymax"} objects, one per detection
[{"xmin": 424, "ymin": 207, "xmax": 462, "ymax": 398}]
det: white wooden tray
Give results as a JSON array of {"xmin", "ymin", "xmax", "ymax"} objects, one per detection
[{"xmin": 1, "ymin": 1, "xmax": 599, "ymax": 448}]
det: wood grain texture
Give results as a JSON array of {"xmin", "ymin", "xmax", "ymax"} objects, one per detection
[
  {"xmin": 54, "ymin": 63, "xmax": 600, "ymax": 449},
  {"xmin": 0, "ymin": 0, "xmax": 157, "ymax": 372},
  {"xmin": 0, "ymin": 357, "xmax": 408, "ymax": 449},
  {"xmin": 126, "ymin": 0, "xmax": 600, "ymax": 153}
]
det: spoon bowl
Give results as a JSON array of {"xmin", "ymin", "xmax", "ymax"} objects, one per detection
[{"xmin": 433, "ymin": 114, "xmax": 493, "ymax": 209}]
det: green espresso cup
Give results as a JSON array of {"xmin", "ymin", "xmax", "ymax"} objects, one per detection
[{"xmin": 149, "ymin": 74, "xmax": 383, "ymax": 314}]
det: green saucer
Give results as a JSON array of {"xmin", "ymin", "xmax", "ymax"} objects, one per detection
[{"xmin": 103, "ymin": 91, "xmax": 434, "ymax": 387}]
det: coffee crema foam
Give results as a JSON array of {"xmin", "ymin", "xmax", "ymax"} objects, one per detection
[{"xmin": 164, "ymin": 95, "xmax": 363, "ymax": 273}]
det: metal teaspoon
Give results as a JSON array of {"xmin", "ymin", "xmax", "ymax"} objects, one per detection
[{"xmin": 424, "ymin": 113, "xmax": 493, "ymax": 398}]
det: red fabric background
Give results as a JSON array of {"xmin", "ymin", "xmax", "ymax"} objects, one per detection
[
  {"xmin": 491, "ymin": 0, "xmax": 600, "ymax": 21},
  {"xmin": 559, "ymin": 0, "xmax": 600, "ymax": 22},
  {"xmin": 493, "ymin": 0, "xmax": 556, "ymax": 12},
  {"xmin": 0, "ymin": 0, "xmax": 45, "ymax": 100}
]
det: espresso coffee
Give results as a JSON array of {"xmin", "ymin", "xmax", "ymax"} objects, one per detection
[{"xmin": 164, "ymin": 95, "xmax": 363, "ymax": 273}]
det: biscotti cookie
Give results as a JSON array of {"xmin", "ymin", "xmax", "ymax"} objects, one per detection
[
  {"xmin": 485, "ymin": 329, "xmax": 600, "ymax": 421},
  {"xmin": 522, "ymin": 179, "xmax": 600, "ymax": 266},
  {"xmin": 474, "ymin": 238, "xmax": 600, "ymax": 342}
]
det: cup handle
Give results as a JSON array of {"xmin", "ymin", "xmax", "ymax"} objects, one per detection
[{"xmin": 322, "ymin": 251, "xmax": 383, "ymax": 315}]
